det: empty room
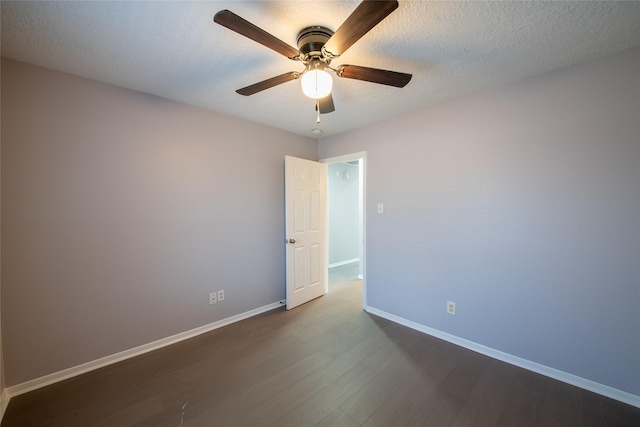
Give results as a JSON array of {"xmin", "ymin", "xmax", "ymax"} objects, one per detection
[{"xmin": 1, "ymin": 1, "xmax": 639, "ymax": 426}]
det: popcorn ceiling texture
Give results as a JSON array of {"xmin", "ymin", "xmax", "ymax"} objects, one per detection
[{"xmin": 2, "ymin": 1, "xmax": 640, "ymax": 137}]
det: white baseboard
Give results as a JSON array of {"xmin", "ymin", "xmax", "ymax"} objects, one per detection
[
  {"xmin": 328, "ymin": 258, "xmax": 359, "ymax": 268},
  {"xmin": 1, "ymin": 387, "xmax": 9, "ymax": 421},
  {"xmin": 6, "ymin": 301, "xmax": 284, "ymax": 399},
  {"xmin": 364, "ymin": 305, "xmax": 640, "ymax": 409}
]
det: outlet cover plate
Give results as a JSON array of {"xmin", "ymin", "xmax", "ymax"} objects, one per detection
[{"xmin": 447, "ymin": 301, "xmax": 456, "ymax": 315}]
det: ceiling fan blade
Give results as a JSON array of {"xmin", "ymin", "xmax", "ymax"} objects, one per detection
[
  {"xmin": 322, "ymin": 0, "xmax": 398, "ymax": 58},
  {"xmin": 236, "ymin": 72, "xmax": 300, "ymax": 96},
  {"xmin": 337, "ymin": 64, "xmax": 412, "ymax": 88},
  {"xmin": 214, "ymin": 10, "xmax": 299, "ymax": 59},
  {"xmin": 319, "ymin": 93, "xmax": 335, "ymax": 114}
]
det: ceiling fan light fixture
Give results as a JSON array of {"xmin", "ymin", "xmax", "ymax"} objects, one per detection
[
  {"xmin": 301, "ymin": 64, "xmax": 333, "ymax": 99},
  {"xmin": 215, "ymin": 1, "xmax": 412, "ymax": 112}
]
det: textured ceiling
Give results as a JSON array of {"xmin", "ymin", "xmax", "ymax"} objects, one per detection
[{"xmin": 2, "ymin": 1, "xmax": 640, "ymax": 138}]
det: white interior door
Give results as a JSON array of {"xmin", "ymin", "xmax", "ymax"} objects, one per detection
[{"xmin": 285, "ymin": 156, "xmax": 327, "ymax": 310}]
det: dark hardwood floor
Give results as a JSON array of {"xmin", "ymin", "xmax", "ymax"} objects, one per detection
[{"xmin": 3, "ymin": 263, "xmax": 639, "ymax": 426}]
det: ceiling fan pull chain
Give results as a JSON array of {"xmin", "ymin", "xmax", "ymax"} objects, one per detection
[{"xmin": 316, "ymin": 98, "xmax": 321, "ymax": 123}]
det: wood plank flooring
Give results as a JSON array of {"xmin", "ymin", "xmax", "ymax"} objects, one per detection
[{"xmin": 3, "ymin": 264, "xmax": 639, "ymax": 426}]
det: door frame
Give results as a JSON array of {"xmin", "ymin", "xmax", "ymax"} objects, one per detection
[{"xmin": 320, "ymin": 151, "xmax": 367, "ymax": 309}]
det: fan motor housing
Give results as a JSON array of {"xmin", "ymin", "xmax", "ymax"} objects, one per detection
[{"xmin": 297, "ymin": 26, "xmax": 334, "ymax": 58}]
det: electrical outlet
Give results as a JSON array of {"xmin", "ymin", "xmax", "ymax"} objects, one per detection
[
  {"xmin": 447, "ymin": 301, "xmax": 456, "ymax": 315},
  {"xmin": 217, "ymin": 289, "xmax": 225, "ymax": 302},
  {"xmin": 209, "ymin": 292, "xmax": 217, "ymax": 305}
]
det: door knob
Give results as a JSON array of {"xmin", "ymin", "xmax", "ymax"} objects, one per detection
[{"xmin": 288, "ymin": 238, "xmax": 296, "ymax": 244}]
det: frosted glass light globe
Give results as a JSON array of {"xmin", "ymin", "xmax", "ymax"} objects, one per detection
[{"xmin": 301, "ymin": 69, "xmax": 333, "ymax": 99}]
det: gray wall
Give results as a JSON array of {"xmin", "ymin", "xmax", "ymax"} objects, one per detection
[
  {"xmin": 319, "ymin": 47, "xmax": 640, "ymax": 396},
  {"xmin": 0, "ymin": 59, "xmax": 317, "ymax": 386},
  {"xmin": 328, "ymin": 162, "xmax": 360, "ymax": 265}
]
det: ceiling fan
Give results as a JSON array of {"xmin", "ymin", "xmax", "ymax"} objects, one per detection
[{"xmin": 213, "ymin": 0, "xmax": 412, "ymax": 116}]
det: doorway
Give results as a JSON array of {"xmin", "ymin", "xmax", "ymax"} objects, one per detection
[{"xmin": 321, "ymin": 152, "xmax": 366, "ymax": 308}]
